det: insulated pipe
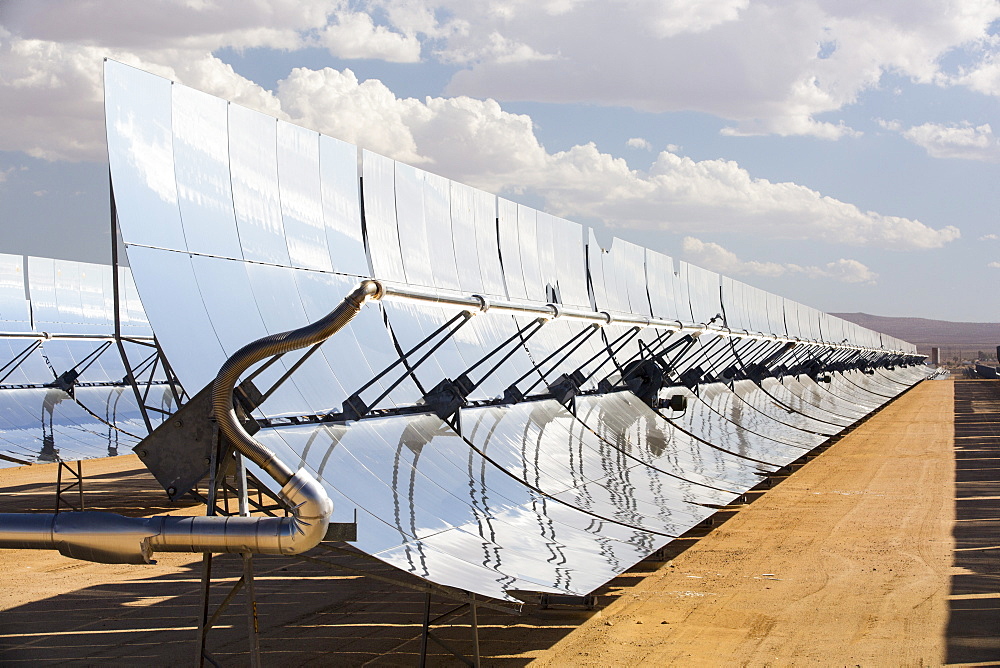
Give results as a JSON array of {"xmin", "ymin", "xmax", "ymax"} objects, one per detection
[
  {"xmin": 377, "ymin": 282, "xmax": 918, "ymax": 357},
  {"xmin": 0, "ymin": 331, "xmax": 156, "ymax": 342},
  {"xmin": 0, "ymin": 280, "xmax": 384, "ymax": 565}
]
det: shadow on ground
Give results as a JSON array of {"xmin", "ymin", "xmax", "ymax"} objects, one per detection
[
  {"xmin": 948, "ymin": 379, "xmax": 1000, "ymax": 665},
  {"xmin": 0, "ymin": 459, "xmax": 739, "ymax": 666},
  {"xmin": 0, "ymin": 464, "xmax": 201, "ymax": 516},
  {"xmin": 0, "ymin": 542, "xmax": 662, "ymax": 666}
]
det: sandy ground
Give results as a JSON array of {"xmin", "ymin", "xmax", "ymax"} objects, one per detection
[
  {"xmin": 0, "ymin": 378, "xmax": 996, "ymax": 666},
  {"xmin": 533, "ymin": 378, "xmax": 960, "ymax": 667}
]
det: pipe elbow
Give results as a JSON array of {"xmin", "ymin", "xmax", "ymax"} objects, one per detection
[
  {"xmin": 356, "ymin": 279, "xmax": 384, "ymax": 303},
  {"xmin": 274, "ymin": 469, "xmax": 333, "ymax": 554}
]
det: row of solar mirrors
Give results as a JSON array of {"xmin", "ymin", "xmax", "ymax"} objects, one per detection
[
  {"xmin": 4, "ymin": 59, "xmax": 929, "ymax": 603},
  {"xmin": 0, "ymin": 253, "xmax": 176, "ymax": 467}
]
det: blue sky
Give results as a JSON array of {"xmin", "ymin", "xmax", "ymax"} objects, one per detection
[{"xmin": 1, "ymin": 0, "xmax": 998, "ymax": 321}]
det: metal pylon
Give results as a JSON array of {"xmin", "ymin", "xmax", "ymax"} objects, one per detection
[
  {"xmin": 195, "ymin": 432, "xmax": 262, "ymax": 668},
  {"xmin": 54, "ymin": 460, "xmax": 84, "ymax": 513},
  {"xmin": 418, "ymin": 590, "xmax": 481, "ymax": 668}
]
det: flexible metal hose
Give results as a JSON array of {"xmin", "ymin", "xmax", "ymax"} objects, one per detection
[{"xmin": 211, "ymin": 280, "xmax": 383, "ymax": 485}]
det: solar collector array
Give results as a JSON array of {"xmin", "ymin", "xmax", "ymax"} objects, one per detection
[
  {"xmin": 104, "ymin": 61, "xmax": 931, "ymax": 602},
  {"xmin": 0, "ymin": 253, "xmax": 172, "ymax": 466}
]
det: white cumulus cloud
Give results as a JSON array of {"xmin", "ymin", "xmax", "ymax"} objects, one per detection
[
  {"xmin": 319, "ymin": 12, "xmax": 423, "ymax": 63},
  {"xmin": 436, "ymin": 31, "xmax": 558, "ymax": 65},
  {"xmin": 626, "ymin": 137, "xmax": 652, "ymax": 150},
  {"xmin": 277, "ymin": 70, "xmax": 958, "ymax": 249},
  {"xmin": 989, "ymin": 261, "xmax": 1000, "ymax": 269},
  {"xmin": 6, "ymin": 0, "xmax": 999, "ymax": 141},
  {"xmin": 0, "ymin": 6, "xmax": 961, "ymax": 251},
  {"xmin": 682, "ymin": 237, "xmax": 878, "ymax": 284},
  {"xmin": 943, "ymin": 50, "xmax": 1000, "ymax": 97},
  {"xmin": 440, "ymin": 0, "xmax": 1000, "ymax": 139},
  {"xmin": 881, "ymin": 120, "xmax": 1000, "ymax": 162}
]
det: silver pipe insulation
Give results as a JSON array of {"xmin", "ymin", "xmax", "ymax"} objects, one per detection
[
  {"xmin": 0, "ymin": 280, "xmax": 384, "ymax": 564},
  {"xmin": 0, "ymin": 331, "xmax": 156, "ymax": 342},
  {"xmin": 377, "ymin": 282, "xmax": 920, "ymax": 357}
]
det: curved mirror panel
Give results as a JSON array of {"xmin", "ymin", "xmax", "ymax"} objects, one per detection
[
  {"xmin": 229, "ymin": 104, "xmax": 290, "ymax": 266},
  {"xmin": 361, "ymin": 150, "xmax": 407, "ymax": 283},
  {"xmin": 423, "ymin": 172, "xmax": 462, "ymax": 292},
  {"xmin": 0, "ymin": 254, "xmax": 29, "ymax": 330},
  {"xmin": 393, "ymin": 162, "xmax": 435, "ymax": 288},
  {"xmin": 449, "ymin": 182, "xmax": 487, "ymax": 296},
  {"xmin": 497, "ymin": 198, "xmax": 526, "ymax": 300},
  {"xmin": 319, "ymin": 136, "xmax": 369, "ymax": 277},
  {"xmin": 277, "ymin": 122, "xmax": 331, "ymax": 271},
  {"xmin": 172, "ymin": 84, "xmax": 243, "ymax": 259},
  {"xmin": 104, "ymin": 60, "xmax": 186, "ymax": 251}
]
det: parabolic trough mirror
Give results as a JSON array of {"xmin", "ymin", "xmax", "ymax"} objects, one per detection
[
  {"xmin": 0, "ymin": 59, "xmax": 938, "ymax": 626},
  {"xmin": 0, "ymin": 253, "xmax": 177, "ymax": 467}
]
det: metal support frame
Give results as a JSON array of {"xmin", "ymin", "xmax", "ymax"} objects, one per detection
[
  {"xmin": 342, "ymin": 310, "xmax": 474, "ymax": 420},
  {"xmin": 733, "ymin": 338, "xmax": 796, "ymax": 382},
  {"xmin": 213, "ymin": 283, "xmax": 918, "ymax": 431},
  {"xmin": 289, "ymin": 546, "xmax": 529, "ymax": 665},
  {"xmin": 208, "ymin": 469, "xmax": 287, "ymax": 518},
  {"xmin": 672, "ymin": 334, "xmax": 729, "ymax": 384},
  {"xmin": 47, "ymin": 341, "xmax": 114, "ymax": 396},
  {"xmin": 718, "ymin": 336, "xmax": 776, "ymax": 380},
  {"xmin": 515, "ymin": 322, "xmax": 603, "ymax": 396},
  {"xmin": 195, "ymin": 429, "xmax": 263, "ymax": 668},
  {"xmin": 0, "ymin": 339, "xmax": 42, "ymax": 385},
  {"xmin": 705, "ymin": 335, "xmax": 760, "ymax": 379},
  {"xmin": 536, "ymin": 324, "xmax": 643, "ymax": 405},
  {"xmin": 298, "ymin": 544, "xmax": 517, "ymax": 614},
  {"xmin": 461, "ymin": 317, "xmax": 546, "ymax": 397},
  {"xmin": 601, "ymin": 328, "xmax": 687, "ymax": 395},
  {"xmin": 54, "ymin": 460, "xmax": 84, "ymax": 513},
  {"xmin": 417, "ymin": 591, "xmax": 481, "ymax": 668}
]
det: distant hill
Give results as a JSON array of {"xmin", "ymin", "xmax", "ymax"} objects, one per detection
[{"xmin": 831, "ymin": 312, "xmax": 1000, "ymax": 359}]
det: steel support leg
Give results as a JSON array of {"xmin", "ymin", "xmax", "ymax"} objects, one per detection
[
  {"xmin": 195, "ymin": 428, "xmax": 221, "ymax": 668},
  {"xmin": 195, "ymin": 553, "xmax": 215, "ymax": 668},
  {"xmin": 419, "ymin": 592, "xmax": 432, "ymax": 668},
  {"xmin": 195, "ymin": 441, "xmax": 263, "ymax": 667},
  {"xmin": 54, "ymin": 460, "xmax": 84, "ymax": 513},
  {"xmin": 470, "ymin": 593, "xmax": 480, "ymax": 668},
  {"xmin": 236, "ymin": 454, "xmax": 262, "ymax": 668}
]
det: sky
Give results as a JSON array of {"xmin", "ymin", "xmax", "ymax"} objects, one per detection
[{"xmin": 0, "ymin": 0, "xmax": 998, "ymax": 322}]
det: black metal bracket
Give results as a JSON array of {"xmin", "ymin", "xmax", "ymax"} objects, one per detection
[
  {"xmin": 49, "ymin": 368, "xmax": 81, "ymax": 396},
  {"xmin": 547, "ymin": 369, "xmax": 586, "ymax": 408},
  {"xmin": 620, "ymin": 359, "xmax": 664, "ymax": 406},
  {"xmin": 423, "ymin": 375, "xmax": 475, "ymax": 422}
]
